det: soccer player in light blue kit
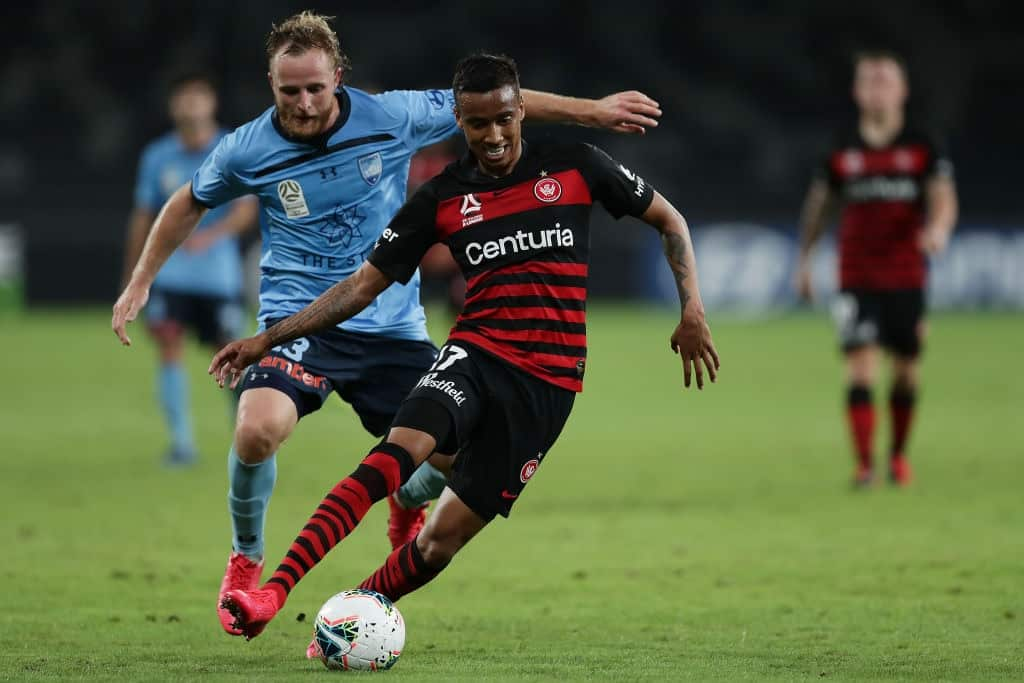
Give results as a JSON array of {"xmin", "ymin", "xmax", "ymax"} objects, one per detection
[
  {"xmin": 122, "ymin": 73, "xmax": 258, "ymax": 466},
  {"xmin": 111, "ymin": 11, "xmax": 663, "ymax": 635}
]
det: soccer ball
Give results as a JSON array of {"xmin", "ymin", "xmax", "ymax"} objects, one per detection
[{"xmin": 311, "ymin": 589, "xmax": 405, "ymax": 671}]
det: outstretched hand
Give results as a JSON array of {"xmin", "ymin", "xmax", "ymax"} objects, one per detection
[
  {"xmin": 208, "ymin": 334, "xmax": 271, "ymax": 389},
  {"xmin": 591, "ymin": 91, "xmax": 662, "ymax": 135},
  {"xmin": 670, "ymin": 312, "xmax": 720, "ymax": 390},
  {"xmin": 111, "ymin": 282, "xmax": 150, "ymax": 346}
]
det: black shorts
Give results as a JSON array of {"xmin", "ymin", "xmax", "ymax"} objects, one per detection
[
  {"xmin": 831, "ymin": 288, "xmax": 925, "ymax": 357},
  {"xmin": 396, "ymin": 342, "xmax": 575, "ymax": 522},
  {"xmin": 146, "ymin": 287, "xmax": 245, "ymax": 346},
  {"xmin": 240, "ymin": 321, "xmax": 438, "ymax": 436}
]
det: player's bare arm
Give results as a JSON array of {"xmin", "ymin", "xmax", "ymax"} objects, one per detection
[
  {"xmin": 795, "ymin": 177, "xmax": 838, "ymax": 301},
  {"xmin": 112, "ymin": 182, "xmax": 208, "ymax": 345},
  {"xmin": 183, "ymin": 196, "xmax": 258, "ymax": 253},
  {"xmin": 920, "ymin": 175, "xmax": 959, "ymax": 255},
  {"xmin": 641, "ymin": 191, "xmax": 719, "ymax": 390},
  {"xmin": 209, "ymin": 261, "xmax": 394, "ymax": 388},
  {"xmin": 521, "ymin": 89, "xmax": 661, "ymax": 135},
  {"xmin": 120, "ymin": 207, "xmax": 157, "ymax": 289}
]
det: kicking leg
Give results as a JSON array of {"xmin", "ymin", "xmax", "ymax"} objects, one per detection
[
  {"xmin": 364, "ymin": 486, "xmax": 486, "ymax": 601},
  {"xmin": 221, "ymin": 426, "xmax": 436, "ymax": 639}
]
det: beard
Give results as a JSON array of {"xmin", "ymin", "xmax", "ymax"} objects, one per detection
[{"xmin": 278, "ymin": 109, "xmax": 330, "ymax": 141}]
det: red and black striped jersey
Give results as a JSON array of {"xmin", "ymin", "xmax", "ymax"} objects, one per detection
[
  {"xmin": 369, "ymin": 140, "xmax": 654, "ymax": 392},
  {"xmin": 820, "ymin": 124, "xmax": 953, "ymax": 290}
]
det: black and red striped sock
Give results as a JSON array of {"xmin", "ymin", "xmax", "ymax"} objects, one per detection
[
  {"xmin": 846, "ymin": 385, "xmax": 874, "ymax": 469},
  {"xmin": 889, "ymin": 386, "xmax": 916, "ymax": 459},
  {"xmin": 358, "ymin": 538, "xmax": 445, "ymax": 602},
  {"xmin": 262, "ymin": 443, "xmax": 416, "ymax": 605}
]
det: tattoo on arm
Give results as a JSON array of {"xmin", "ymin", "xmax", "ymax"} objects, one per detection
[
  {"xmin": 662, "ymin": 231, "xmax": 691, "ymax": 311},
  {"xmin": 265, "ymin": 277, "xmax": 366, "ymax": 347}
]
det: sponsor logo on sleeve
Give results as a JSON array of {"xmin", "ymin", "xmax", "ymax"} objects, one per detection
[
  {"xmin": 426, "ymin": 90, "xmax": 447, "ymax": 110},
  {"xmin": 618, "ymin": 163, "xmax": 646, "ymax": 197},
  {"xmin": 374, "ymin": 227, "xmax": 400, "ymax": 249},
  {"xmin": 277, "ymin": 179, "xmax": 310, "ymax": 218}
]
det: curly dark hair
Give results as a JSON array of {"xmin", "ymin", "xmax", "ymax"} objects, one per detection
[{"xmin": 452, "ymin": 52, "xmax": 520, "ymax": 100}]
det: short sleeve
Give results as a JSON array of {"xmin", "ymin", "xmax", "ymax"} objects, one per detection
[
  {"xmin": 367, "ymin": 184, "xmax": 441, "ymax": 285},
  {"xmin": 580, "ymin": 144, "xmax": 655, "ymax": 218},
  {"xmin": 924, "ymin": 133, "xmax": 954, "ymax": 180},
  {"xmin": 381, "ymin": 89, "xmax": 459, "ymax": 152},
  {"xmin": 815, "ymin": 152, "xmax": 840, "ymax": 189},
  {"xmin": 133, "ymin": 146, "xmax": 162, "ymax": 211},
  {"xmin": 191, "ymin": 131, "xmax": 248, "ymax": 208}
]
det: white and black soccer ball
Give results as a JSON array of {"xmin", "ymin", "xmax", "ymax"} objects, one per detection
[{"xmin": 311, "ymin": 589, "xmax": 405, "ymax": 671}]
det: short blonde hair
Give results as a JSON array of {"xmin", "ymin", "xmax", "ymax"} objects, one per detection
[{"xmin": 266, "ymin": 11, "xmax": 351, "ymax": 73}]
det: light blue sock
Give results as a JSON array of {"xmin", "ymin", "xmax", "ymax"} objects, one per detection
[
  {"xmin": 395, "ymin": 462, "xmax": 448, "ymax": 509},
  {"xmin": 158, "ymin": 362, "xmax": 193, "ymax": 451},
  {"xmin": 227, "ymin": 447, "xmax": 277, "ymax": 560}
]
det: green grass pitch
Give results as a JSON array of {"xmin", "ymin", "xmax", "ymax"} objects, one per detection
[{"xmin": 0, "ymin": 306, "xmax": 1021, "ymax": 681}]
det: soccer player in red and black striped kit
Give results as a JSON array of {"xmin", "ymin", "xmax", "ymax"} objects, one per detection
[
  {"xmin": 795, "ymin": 50, "xmax": 958, "ymax": 487},
  {"xmin": 208, "ymin": 53, "xmax": 719, "ymax": 641}
]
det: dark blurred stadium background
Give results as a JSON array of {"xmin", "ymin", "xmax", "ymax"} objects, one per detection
[{"xmin": 0, "ymin": 0, "xmax": 1020, "ymax": 309}]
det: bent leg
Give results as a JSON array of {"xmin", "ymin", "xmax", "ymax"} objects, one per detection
[
  {"xmin": 360, "ymin": 486, "xmax": 487, "ymax": 602},
  {"xmin": 261, "ymin": 427, "xmax": 437, "ymax": 606}
]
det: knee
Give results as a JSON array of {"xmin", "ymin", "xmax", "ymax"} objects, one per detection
[
  {"xmin": 234, "ymin": 418, "xmax": 287, "ymax": 463},
  {"xmin": 416, "ymin": 526, "xmax": 466, "ymax": 569}
]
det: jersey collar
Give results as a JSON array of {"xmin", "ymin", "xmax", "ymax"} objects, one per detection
[{"xmin": 271, "ymin": 87, "xmax": 352, "ymax": 148}]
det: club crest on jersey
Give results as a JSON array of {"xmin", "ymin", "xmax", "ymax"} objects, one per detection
[
  {"xmin": 892, "ymin": 148, "xmax": 915, "ymax": 172},
  {"xmin": 460, "ymin": 193, "xmax": 483, "ymax": 227},
  {"xmin": 357, "ymin": 152, "xmax": 383, "ymax": 186},
  {"xmin": 534, "ymin": 176, "xmax": 562, "ymax": 203},
  {"xmin": 520, "ymin": 458, "xmax": 540, "ymax": 483},
  {"xmin": 277, "ymin": 179, "xmax": 310, "ymax": 218},
  {"xmin": 842, "ymin": 150, "xmax": 865, "ymax": 176}
]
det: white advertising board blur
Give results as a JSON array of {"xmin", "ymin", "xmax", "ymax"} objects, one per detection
[{"xmin": 646, "ymin": 224, "xmax": 1024, "ymax": 311}]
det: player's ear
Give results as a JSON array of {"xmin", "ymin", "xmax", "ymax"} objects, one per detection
[
  {"xmin": 333, "ymin": 67, "xmax": 342, "ymax": 87},
  {"xmin": 517, "ymin": 93, "xmax": 525, "ymax": 120},
  {"xmin": 267, "ymin": 71, "xmax": 274, "ymax": 90}
]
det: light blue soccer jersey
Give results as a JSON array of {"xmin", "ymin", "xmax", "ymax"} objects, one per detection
[
  {"xmin": 134, "ymin": 130, "xmax": 243, "ymax": 298},
  {"xmin": 191, "ymin": 87, "xmax": 458, "ymax": 341}
]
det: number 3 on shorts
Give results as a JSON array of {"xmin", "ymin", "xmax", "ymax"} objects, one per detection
[
  {"xmin": 430, "ymin": 344, "xmax": 468, "ymax": 372},
  {"xmin": 273, "ymin": 338, "xmax": 310, "ymax": 362}
]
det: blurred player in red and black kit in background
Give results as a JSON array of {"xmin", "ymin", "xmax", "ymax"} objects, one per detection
[{"xmin": 795, "ymin": 49, "xmax": 958, "ymax": 487}]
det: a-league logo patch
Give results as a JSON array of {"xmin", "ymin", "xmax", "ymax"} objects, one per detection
[
  {"xmin": 277, "ymin": 179, "xmax": 310, "ymax": 218},
  {"xmin": 358, "ymin": 152, "xmax": 383, "ymax": 186},
  {"xmin": 533, "ymin": 177, "xmax": 562, "ymax": 203}
]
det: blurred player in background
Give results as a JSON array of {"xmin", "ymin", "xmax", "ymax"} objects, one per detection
[
  {"xmin": 122, "ymin": 72, "xmax": 258, "ymax": 466},
  {"xmin": 795, "ymin": 49, "xmax": 958, "ymax": 487},
  {"xmin": 110, "ymin": 12, "xmax": 663, "ymax": 635},
  {"xmin": 210, "ymin": 53, "xmax": 718, "ymax": 643}
]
